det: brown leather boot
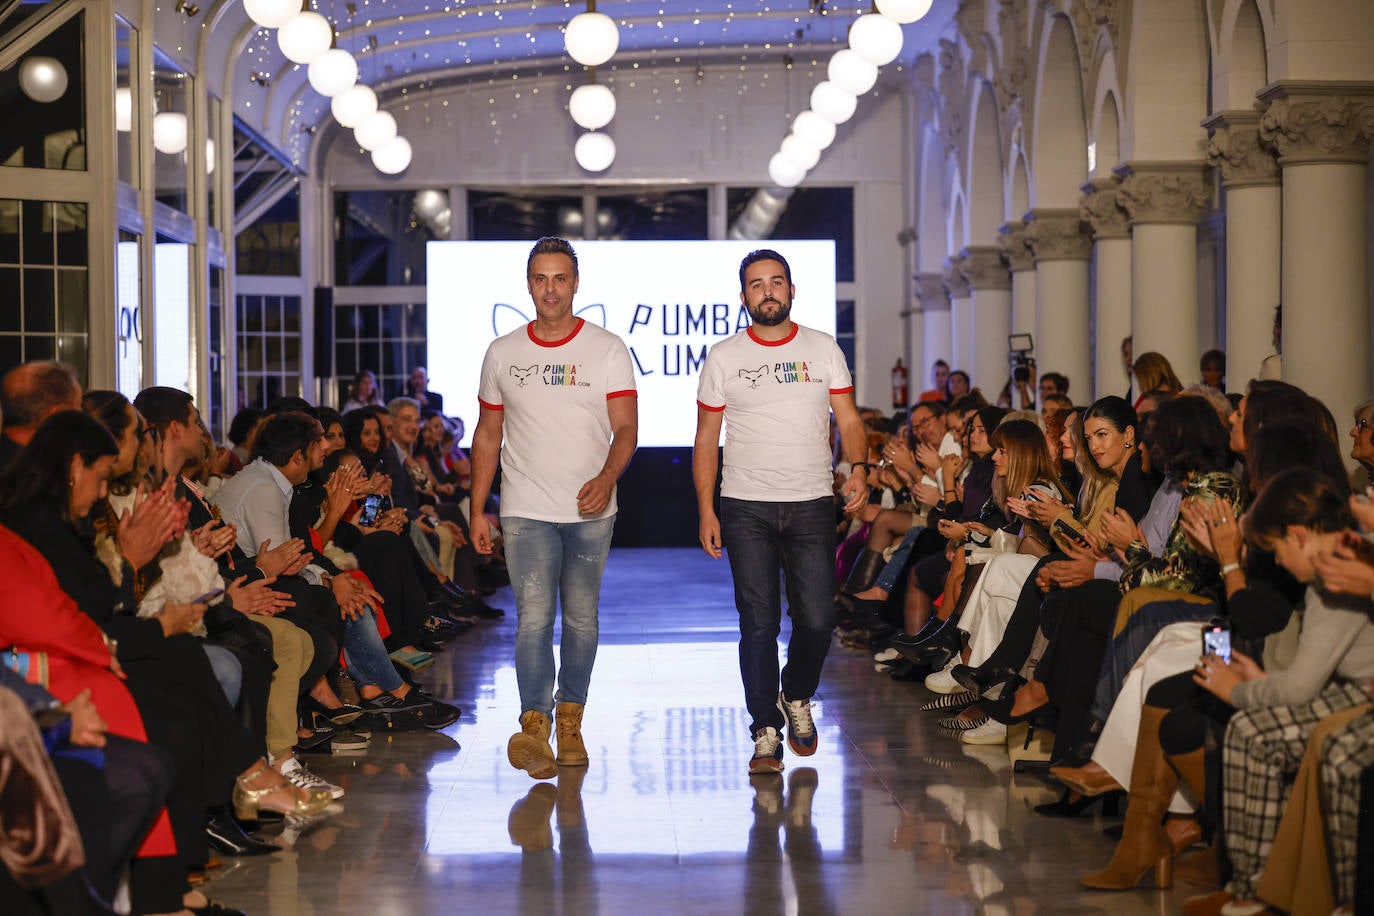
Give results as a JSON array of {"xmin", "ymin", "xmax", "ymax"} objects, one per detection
[
  {"xmin": 507, "ymin": 710, "xmax": 557, "ymax": 779},
  {"xmin": 1080, "ymin": 705, "xmax": 1178, "ymax": 890},
  {"xmin": 554, "ymin": 702, "xmax": 589, "ymax": 767},
  {"xmin": 1167, "ymin": 747, "xmax": 1208, "ymax": 805}
]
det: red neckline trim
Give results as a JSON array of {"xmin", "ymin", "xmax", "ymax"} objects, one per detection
[
  {"xmin": 527, "ymin": 318, "xmax": 585, "ymax": 348},
  {"xmin": 747, "ymin": 323, "xmax": 798, "ymax": 347}
]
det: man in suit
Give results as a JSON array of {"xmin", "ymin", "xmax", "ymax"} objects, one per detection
[{"xmin": 406, "ymin": 366, "xmax": 444, "ymax": 415}]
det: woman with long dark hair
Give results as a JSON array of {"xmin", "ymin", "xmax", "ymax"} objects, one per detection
[{"xmin": 0, "ymin": 412, "xmax": 328, "ymax": 915}]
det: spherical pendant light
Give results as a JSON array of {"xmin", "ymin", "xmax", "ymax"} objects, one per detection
[
  {"xmin": 371, "ymin": 136, "xmax": 412, "ymax": 175},
  {"xmin": 564, "ymin": 11, "xmax": 619, "ymax": 67},
  {"xmin": 307, "ymin": 48, "xmax": 358, "ymax": 97},
  {"xmin": 244, "ymin": 0, "xmax": 302, "ymax": 29},
  {"xmin": 768, "ymin": 152, "xmax": 806, "ymax": 189},
  {"xmin": 413, "ymin": 189, "xmax": 447, "ymax": 220},
  {"xmin": 574, "ymin": 132, "xmax": 616, "ymax": 172},
  {"xmin": 277, "ymin": 11, "xmax": 332, "ymax": 65},
  {"xmin": 115, "ymin": 86, "xmax": 133, "ymax": 132},
  {"xmin": 791, "ymin": 110, "xmax": 837, "ymax": 151},
  {"xmin": 152, "ymin": 112, "xmax": 188, "ymax": 155},
  {"xmin": 849, "ymin": 12, "xmax": 904, "ymax": 66},
  {"xmin": 354, "ymin": 110, "xmax": 397, "ymax": 151},
  {"xmin": 876, "ymin": 0, "xmax": 934, "ymax": 24},
  {"xmin": 780, "ymin": 134, "xmax": 821, "ymax": 171},
  {"xmin": 331, "ymin": 84, "xmax": 377, "ymax": 128},
  {"xmin": 827, "ymin": 49, "xmax": 878, "ymax": 96},
  {"xmin": 809, "ymin": 81, "xmax": 857, "ymax": 125},
  {"xmin": 18, "ymin": 56, "xmax": 68, "ymax": 103},
  {"xmin": 568, "ymin": 83, "xmax": 616, "ymax": 130}
]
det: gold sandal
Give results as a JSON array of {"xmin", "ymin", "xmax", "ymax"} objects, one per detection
[{"xmin": 233, "ymin": 763, "xmax": 332, "ymax": 820}]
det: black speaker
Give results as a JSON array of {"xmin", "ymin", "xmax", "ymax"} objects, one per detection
[{"xmin": 313, "ymin": 286, "xmax": 334, "ymax": 378}]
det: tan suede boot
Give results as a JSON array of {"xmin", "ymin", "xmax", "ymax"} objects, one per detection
[
  {"xmin": 507, "ymin": 710, "xmax": 557, "ymax": 779},
  {"xmin": 1080, "ymin": 705, "xmax": 1178, "ymax": 889},
  {"xmin": 555, "ymin": 702, "xmax": 589, "ymax": 767}
]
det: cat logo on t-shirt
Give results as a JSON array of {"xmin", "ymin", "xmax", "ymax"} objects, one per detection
[
  {"xmin": 510, "ymin": 365, "xmax": 538, "ymax": 387},
  {"xmin": 739, "ymin": 365, "xmax": 770, "ymax": 389}
]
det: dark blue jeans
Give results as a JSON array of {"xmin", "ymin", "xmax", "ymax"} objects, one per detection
[{"xmin": 721, "ymin": 496, "xmax": 836, "ymax": 736}]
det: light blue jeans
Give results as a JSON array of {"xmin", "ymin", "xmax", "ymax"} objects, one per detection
[
  {"xmin": 202, "ymin": 643, "xmax": 242, "ymax": 707},
  {"xmin": 503, "ymin": 514, "xmax": 616, "ymax": 718}
]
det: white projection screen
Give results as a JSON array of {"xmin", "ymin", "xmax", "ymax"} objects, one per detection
[{"xmin": 425, "ymin": 240, "xmax": 837, "ymax": 447}]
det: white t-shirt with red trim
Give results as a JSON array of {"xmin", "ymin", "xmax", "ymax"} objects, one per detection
[
  {"xmin": 697, "ymin": 322, "xmax": 853, "ymax": 502},
  {"xmin": 478, "ymin": 319, "xmax": 637, "ymax": 523}
]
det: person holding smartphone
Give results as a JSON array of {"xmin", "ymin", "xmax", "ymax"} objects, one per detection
[{"xmin": 1178, "ymin": 469, "xmax": 1374, "ymax": 913}]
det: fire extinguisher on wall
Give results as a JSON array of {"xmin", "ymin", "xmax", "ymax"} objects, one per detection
[{"xmin": 891, "ymin": 358, "xmax": 909, "ymax": 408}]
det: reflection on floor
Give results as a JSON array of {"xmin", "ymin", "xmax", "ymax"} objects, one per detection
[{"xmin": 209, "ymin": 548, "xmax": 1209, "ymax": 914}]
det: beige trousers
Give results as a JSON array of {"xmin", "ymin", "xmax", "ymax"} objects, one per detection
[{"xmin": 250, "ymin": 614, "xmax": 315, "ymax": 759}]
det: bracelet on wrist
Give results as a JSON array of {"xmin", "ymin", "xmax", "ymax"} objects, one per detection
[{"xmin": 1220, "ymin": 562, "xmax": 1242, "ymax": 576}]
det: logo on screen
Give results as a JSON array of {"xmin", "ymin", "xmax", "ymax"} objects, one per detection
[
  {"xmin": 739, "ymin": 366, "xmax": 771, "ymax": 389},
  {"xmin": 492, "ymin": 303, "xmax": 608, "ymax": 337},
  {"xmin": 510, "ymin": 365, "xmax": 538, "ymax": 387}
]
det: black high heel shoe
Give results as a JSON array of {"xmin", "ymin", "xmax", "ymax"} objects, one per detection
[{"xmin": 1032, "ymin": 789, "xmax": 1122, "ymax": 819}]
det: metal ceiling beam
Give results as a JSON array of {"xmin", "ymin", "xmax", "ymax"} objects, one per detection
[{"xmin": 233, "ymin": 171, "xmax": 298, "ymax": 234}]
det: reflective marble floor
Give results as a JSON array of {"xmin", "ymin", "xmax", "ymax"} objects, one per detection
[{"xmin": 208, "ymin": 548, "xmax": 1205, "ymax": 915}]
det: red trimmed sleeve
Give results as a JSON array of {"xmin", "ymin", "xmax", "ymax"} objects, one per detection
[
  {"xmin": 697, "ymin": 400, "xmax": 726, "ymax": 413},
  {"xmin": 828, "ymin": 386, "xmax": 854, "ymax": 395},
  {"xmin": 606, "ymin": 389, "xmax": 637, "ymax": 400},
  {"xmin": 478, "ymin": 397, "xmax": 503, "ymax": 411}
]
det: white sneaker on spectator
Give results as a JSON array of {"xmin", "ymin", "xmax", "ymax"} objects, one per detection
[
  {"xmin": 873, "ymin": 648, "xmax": 901, "ymax": 663},
  {"xmin": 279, "ymin": 755, "xmax": 345, "ymax": 800},
  {"xmin": 924, "ymin": 661, "xmax": 961, "ymax": 694},
  {"xmin": 958, "ymin": 720, "xmax": 1008, "ymax": 746}
]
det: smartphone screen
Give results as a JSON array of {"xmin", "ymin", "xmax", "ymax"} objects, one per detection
[
  {"xmin": 358, "ymin": 494, "xmax": 384, "ymax": 527},
  {"xmin": 1202, "ymin": 625, "xmax": 1232, "ymax": 664}
]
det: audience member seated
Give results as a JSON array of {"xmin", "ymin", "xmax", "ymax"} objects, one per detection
[
  {"xmin": 0, "ymin": 360, "xmax": 82, "ymax": 470},
  {"xmin": 404, "ymin": 366, "xmax": 444, "ymax": 415},
  {"xmin": 341, "ymin": 369, "xmax": 384, "ymax": 414},
  {"xmin": 1131, "ymin": 352, "xmax": 1183, "ymax": 409}
]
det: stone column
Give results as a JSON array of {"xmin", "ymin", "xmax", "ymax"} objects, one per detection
[
  {"xmin": 1081, "ymin": 177, "xmax": 1133, "ymax": 400},
  {"xmin": 1258, "ymin": 82, "xmax": 1374, "ymax": 421},
  {"xmin": 1114, "ymin": 161, "xmax": 1211, "ymax": 381},
  {"xmin": 999, "ymin": 220, "xmax": 1036, "ymax": 338},
  {"xmin": 1024, "ymin": 209, "xmax": 1093, "ymax": 395},
  {"xmin": 959, "ymin": 245, "xmax": 1012, "ymax": 396},
  {"xmin": 1204, "ymin": 110, "xmax": 1282, "ymax": 389},
  {"xmin": 915, "ymin": 272, "xmax": 952, "ymax": 379},
  {"xmin": 943, "ymin": 255, "xmax": 973, "ymax": 378}
]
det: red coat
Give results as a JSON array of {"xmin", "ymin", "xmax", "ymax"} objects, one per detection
[{"xmin": 0, "ymin": 524, "xmax": 177, "ymax": 858}]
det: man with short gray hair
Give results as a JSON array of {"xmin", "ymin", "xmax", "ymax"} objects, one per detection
[{"xmin": 470, "ymin": 235, "xmax": 638, "ymax": 780}]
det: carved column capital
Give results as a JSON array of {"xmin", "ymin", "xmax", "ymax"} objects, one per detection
[
  {"xmin": 1257, "ymin": 81, "xmax": 1374, "ymax": 165},
  {"xmin": 1203, "ymin": 109, "xmax": 1279, "ymax": 187},
  {"xmin": 958, "ymin": 245, "xmax": 1011, "ymax": 291},
  {"xmin": 1022, "ymin": 208, "xmax": 1091, "ymax": 262},
  {"xmin": 1079, "ymin": 177, "xmax": 1131, "ymax": 239},
  {"xmin": 1113, "ymin": 161, "xmax": 1212, "ymax": 225},
  {"xmin": 943, "ymin": 255, "xmax": 971, "ymax": 299},
  {"xmin": 998, "ymin": 221, "xmax": 1035, "ymax": 271},
  {"xmin": 915, "ymin": 272, "xmax": 950, "ymax": 312}
]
